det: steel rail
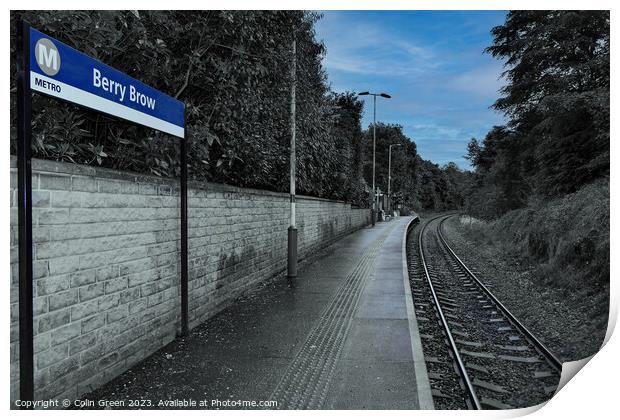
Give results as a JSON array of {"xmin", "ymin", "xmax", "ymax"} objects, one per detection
[
  {"xmin": 418, "ymin": 215, "xmax": 482, "ymax": 410},
  {"xmin": 436, "ymin": 215, "xmax": 563, "ymax": 373}
]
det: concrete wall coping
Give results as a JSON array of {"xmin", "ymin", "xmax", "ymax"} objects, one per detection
[{"xmin": 10, "ymin": 156, "xmax": 365, "ymax": 206}]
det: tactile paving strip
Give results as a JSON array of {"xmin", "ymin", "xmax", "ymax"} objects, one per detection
[{"xmin": 270, "ymin": 223, "xmax": 400, "ymax": 409}]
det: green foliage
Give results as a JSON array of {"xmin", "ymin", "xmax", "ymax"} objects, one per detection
[
  {"xmin": 326, "ymin": 92, "xmax": 368, "ymax": 205},
  {"xmin": 465, "ymin": 126, "xmax": 529, "ymax": 218},
  {"xmin": 461, "ymin": 179, "xmax": 609, "ymax": 320},
  {"xmin": 467, "ymin": 11, "xmax": 609, "ymax": 219},
  {"xmin": 9, "ymin": 11, "xmax": 364, "ymax": 201}
]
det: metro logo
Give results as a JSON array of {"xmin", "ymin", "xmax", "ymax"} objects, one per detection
[
  {"xmin": 35, "ymin": 38, "xmax": 60, "ymax": 76},
  {"xmin": 38, "ymin": 45, "xmax": 57, "ymax": 68}
]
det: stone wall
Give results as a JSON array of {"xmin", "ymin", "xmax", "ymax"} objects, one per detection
[{"xmin": 9, "ymin": 158, "xmax": 370, "ymax": 405}]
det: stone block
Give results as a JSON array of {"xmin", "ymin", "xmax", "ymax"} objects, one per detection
[
  {"xmin": 79, "ymin": 283, "xmax": 105, "ymax": 302},
  {"xmin": 69, "ymin": 331, "xmax": 97, "ymax": 355},
  {"xmin": 71, "ymin": 300, "xmax": 98, "ymax": 321},
  {"xmin": 36, "ymin": 343, "xmax": 68, "ymax": 369},
  {"xmin": 40, "ymin": 174, "xmax": 71, "ymax": 190},
  {"xmin": 38, "ymin": 309, "xmax": 70, "ymax": 333},
  {"xmin": 81, "ymin": 314, "xmax": 105, "ymax": 334},
  {"xmin": 32, "ymin": 191, "xmax": 50, "ymax": 207},
  {"xmin": 51, "ymin": 322, "xmax": 82, "ymax": 346},
  {"xmin": 48, "ymin": 289, "xmax": 79, "ymax": 311}
]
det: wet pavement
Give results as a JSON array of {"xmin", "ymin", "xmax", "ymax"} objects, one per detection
[{"xmin": 81, "ymin": 216, "xmax": 432, "ymax": 409}]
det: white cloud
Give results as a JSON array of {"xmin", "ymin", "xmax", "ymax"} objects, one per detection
[
  {"xmin": 448, "ymin": 63, "xmax": 506, "ymax": 99},
  {"xmin": 409, "ymin": 123, "xmax": 462, "ymax": 140},
  {"xmin": 315, "ymin": 12, "xmax": 440, "ymax": 78}
]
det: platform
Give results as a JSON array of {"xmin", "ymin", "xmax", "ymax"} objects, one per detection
[{"xmin": 84, "ymin": 216, "xmax": 434, "ymax": 410}]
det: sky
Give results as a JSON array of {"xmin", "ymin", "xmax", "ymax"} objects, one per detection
[{"xmin": 314, "ymin": 10, "xmax": 508, "ymax": 169}]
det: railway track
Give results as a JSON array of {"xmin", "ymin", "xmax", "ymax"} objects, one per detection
[{"xmin": 407, "ymin": 214, "xmax": 563, "ymax": 409}]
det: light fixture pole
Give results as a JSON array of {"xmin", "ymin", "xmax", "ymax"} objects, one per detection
[
  {"xmin": 287, "ymin": 37, "xmax": 297, "ymax": 280},
  {"xmin": 388, "ymin": 143, "xmax": 402, "ymax": 217},
  {"xmin": 357, "ymin": 91, "xmax": 391, "ymax": 226}
]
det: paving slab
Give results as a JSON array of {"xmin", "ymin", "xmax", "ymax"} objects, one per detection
[{"xmin": 324, "ymin": 360, "xmax": 422, "ymax": 410}]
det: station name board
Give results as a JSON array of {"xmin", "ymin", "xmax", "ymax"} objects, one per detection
[{"xmin": 29, "ymin": 27, "xmax": 184, "ymax": 138}]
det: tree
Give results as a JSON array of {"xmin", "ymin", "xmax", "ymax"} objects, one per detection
[{"xmin": 486, "ymin": 11, "xmax": 609, "ymax": 197}]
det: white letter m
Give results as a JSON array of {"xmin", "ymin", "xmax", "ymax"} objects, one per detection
[{"xmin": 38, "ymin": 44, "xmax": 58, "ymax": 70}]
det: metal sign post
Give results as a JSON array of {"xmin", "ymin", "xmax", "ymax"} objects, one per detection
[
  {"xmin": 15, "ymin": 22, "xmax": 188, "ymax": 404},
  {"xmin": 16, "ymin": 19, "xmax": 35, "ymax": 405},
  {"xmin": 180, "ymin": 115, "xmax": 189, "ymax": 335}
]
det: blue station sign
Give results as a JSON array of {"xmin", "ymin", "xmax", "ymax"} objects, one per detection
[{"xmin": 29, "ymin": 27, "xmax": 185, "ymax": 138}]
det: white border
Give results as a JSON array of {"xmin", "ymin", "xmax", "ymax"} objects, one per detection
[{"xmin": 3, "ymin": 3, "xmax": 617, "ymax": 420}]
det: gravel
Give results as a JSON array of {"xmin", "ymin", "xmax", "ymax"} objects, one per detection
[{"xmin": 441, "ymin": 215, "xmax": 607, "ymax": 362}]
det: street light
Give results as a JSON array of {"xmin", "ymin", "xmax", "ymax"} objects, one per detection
[
  {"xmin": 358, "ymin": 91, "xmax": 391, "ymax": 226},
  {"xmin": 288, "ymin": 37, "xmax": 297, "ymax": 280},
  {"xmin": 388, "ymin": 143, "xmax": 402, "ymax": 217}
]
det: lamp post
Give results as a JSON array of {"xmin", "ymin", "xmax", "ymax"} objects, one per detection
[
  {"xmin": 287, "ymin": 37, "xmax": 297, "ymax": 280},
  {"xmin": 357, "ymin": 91, "xmax": 391, "ymax": 226},
  {"xmin": 388, "ymin": 143, "xmax": 402, "ymax": 217}
]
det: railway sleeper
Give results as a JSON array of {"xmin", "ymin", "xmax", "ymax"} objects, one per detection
[
  {"xmin": 465, "ymin": 362, "xmax": 490, "ymax": 374},
  {"xmin": 438, "ymin": 300, "xmax": 460, "ymax": 309},
  {"xmin": 497, "ymin": 345, "xmax": 531, "ymax": 352},
  {"xmin": 460, "ymin": 350, "xmax": 496, "ymax": 359},
  {"xmin": 459, "ymin": 349, "xmax": 497, "ymax": 359},
  {"xmin": 455, "ymin": 339, "xmax": 484, "ymax": 348},
  {"xmin": 480, "ymin": 397, "xmax": 513, "ymax": 410},
  {"xmin": 497, "ymin": 355, "xmax": 542, "ymax": 363},
  {"xmin": 430, "ymin": 389, "xmax": 452, "ymax": 399},
  {"xmin": 533, "ymin": 371, "xmax": 555, "ymax": 379},
  {"xmin": 472, "ymin": 378, "xmax": 508, "ymax": 394},
  {"xmin": 428, "ymin": 371, "xmax": 444, "ymax": 380}
]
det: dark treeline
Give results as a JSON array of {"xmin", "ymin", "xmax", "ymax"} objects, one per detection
[
  {"xmin": 460, "ymin": 10, "xmax": 609, "ymax": 332},
  {"xmin": 361, "ymin": 123, "xmax": 469, "ymax": 213},
  {"xmin": 10, "ymin": 11, "xmax": 465, "ymax": 211},
  {"xmin": 465, "ymin": 11, "xmax": 609, "ymax": 219}
]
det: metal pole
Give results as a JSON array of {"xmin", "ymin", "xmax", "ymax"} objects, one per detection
[
  {"xmin": 287, "ymin": 37, "xmax": 297, "ymax": 279},
  {"xmin": 388, "ymin": 145, "xmax": 392, "ymax": 217},
  {"xmin": 371, "ymin": 94, "xmax": 376, "ymax": 226},
  {"xmin": 180, "ymin": 113, "xmax": 188, "ymax": 336},
  {"xmin": 17, "ymin": 20, "xmax": 34, "ymax": 406}
]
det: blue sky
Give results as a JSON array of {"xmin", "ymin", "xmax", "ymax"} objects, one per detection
[{"xmin": 314, "ymin": 10, "xmax": 508, "ymax": 169}]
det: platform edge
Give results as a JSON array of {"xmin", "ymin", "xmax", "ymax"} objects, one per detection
[{"xmin": 402, "ymin": 215, "xmax": 435, "ymax": 410}]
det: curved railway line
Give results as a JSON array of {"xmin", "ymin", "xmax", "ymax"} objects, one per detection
[{"xmin": 406, "ymin": 214, "xmax": 563, "ymax": 409}]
